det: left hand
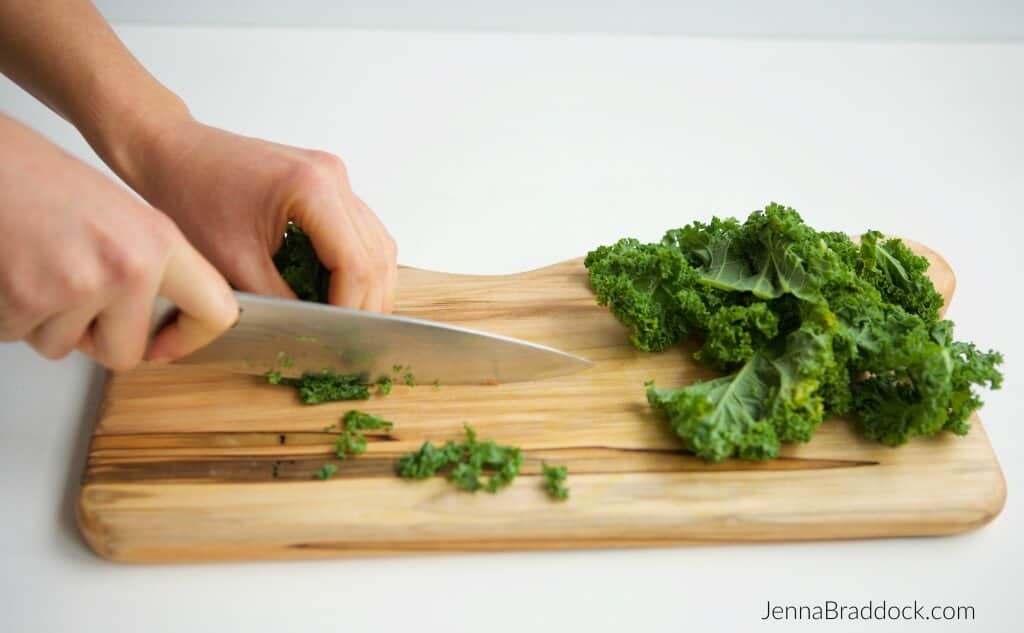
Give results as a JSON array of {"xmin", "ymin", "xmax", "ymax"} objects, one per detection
[{"xmin": 123, "ymin": 119, "xmax": 398, "ymax": 312}]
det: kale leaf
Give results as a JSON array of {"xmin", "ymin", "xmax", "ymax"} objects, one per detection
[
  {"xmin": 588, "ymin": 203, "xmax": 1003, "ymax": 459},
  {"xmin": 273, "ymin": 223, "xmax": 330, "ymax": 303}
]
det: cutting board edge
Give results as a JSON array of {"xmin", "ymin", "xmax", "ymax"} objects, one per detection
[
  {"xmin": 75, "ymin": 499, "xmax": 1006, "ymax": 565},
  {"xmin": 76, "ymin": 446, "xmax": 1007, "ymax": 564}
]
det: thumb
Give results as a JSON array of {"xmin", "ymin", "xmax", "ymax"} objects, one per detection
[{"xmin": 145, "ymin": 241, "xmax": 239, "ymax": 362}]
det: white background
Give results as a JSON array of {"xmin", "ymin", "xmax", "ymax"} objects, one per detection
[
  {"xmin": 1, "ymin": 22, "xmax": 1022, "ymax": 633},
  {"xmin": 92, "ymin": 0, "xmax": 1024, "ymax": 40}
]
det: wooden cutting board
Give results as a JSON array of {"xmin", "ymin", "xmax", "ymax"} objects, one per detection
[{"xmin": 78, "ymin": 243, "xmax": 1006, "ymax": 562}]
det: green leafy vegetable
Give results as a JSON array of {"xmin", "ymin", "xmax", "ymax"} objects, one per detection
[
  {"xmin": 404, "ymin": 372, "xmax": 416, "ymax": 387},
  {"xmin": 273, "ymin": 223, "xmax": 330, "ymax": 303},
  {"xmin": 273, "ymin": 370, "xmax": 371, "ymax": 404},
  {"xmin": 376, "ymin": 375, "xmax": 393, "ymax": 395},
  {"xmin": 587, "ymin": 203, "xmax": 1003, "ymax": 460},
  {"xmin": 541, "ymin": 463, "xmax": 569, "ymax": 500},
  {"xmin": 342, "ymin": 410, "xmax": 394, "ymax": 432},
  {"xmin": 396, "ymin": 424, "xmax": 523, "ymax": 493},
  {"xmin": 313, "ymin": 463, "xmax": 338, "ymax": 480},
  {"xmin": 333, "ymin": 410, "xmax": 394, "ymax": 459}
]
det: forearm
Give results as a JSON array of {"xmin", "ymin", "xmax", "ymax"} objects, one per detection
[{"xmin": 0, "ymin": 1, "xmax": 190, "ymax": 187}]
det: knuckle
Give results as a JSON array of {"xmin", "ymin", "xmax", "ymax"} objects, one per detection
[
  {"xmin": 146, "ymin": 211, "xmax": 182, "ymax": 250},
  {"xmin": 343, "ymin": 258, "xmax": 372, "ymax": 284},
  {"xmin": 62, "ymin": 266, "xmax": 102, "ymax": 299},
  {"xmin": 311, "ymin": 151, "xmax": 347, "ymax": 178},
  {"xmin": 0, "ymin": 280, "xmax": 43, "ymax": 328},
  {"xmin": 285, "ymin": 161, "xmax": 333, "ymax": 199},
  {"xmin": 107, "ymin": 248, "xmax": 150, "ymax": 287}
]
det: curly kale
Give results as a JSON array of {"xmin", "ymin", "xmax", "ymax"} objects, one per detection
[
  {"xmin": 541, "ymin": 463, "xmax": 570, "ymax": 500},
  {"xmin": 583, "ymin": 239, "xmax": 700, "ymax": 351},
  {"xmin": 396, "ymin": 424, "xmax": 523, "ymax": 493},
  {"xmin": 273, "ymin": 223, "xmax": 330, "ymax": 303},
  {"xmin": 312, "ymin": 463, "xmax": 338, "ymax": 480},
  {"xmin": 332, "ymin": 410, "xmax": 394, "ymax": 458},
  {"xmin": 588, "ymin": 203, "xmax": 1003, "ymax": 461},
  {"xmin": 277, "ymin": 370, "xmax": 371, "ymax": 404}
]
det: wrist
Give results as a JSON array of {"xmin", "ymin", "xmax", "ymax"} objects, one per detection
[{"xmin": 81, "ymin": 86, "xmax": 195, "ymax": 198}]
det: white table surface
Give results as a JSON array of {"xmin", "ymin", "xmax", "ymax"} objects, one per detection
[{"xmin": 1, "ymin": 25, "xmax": 1021, "ymax": 633}]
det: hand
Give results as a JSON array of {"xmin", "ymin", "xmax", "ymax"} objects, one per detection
[
  {"xmin": 0, "ymin": 114, "xmax": 238, "ymax": 369},
  {"xmin": 124, "ymin": 119, "xmax": 398, "ymax": 312}
]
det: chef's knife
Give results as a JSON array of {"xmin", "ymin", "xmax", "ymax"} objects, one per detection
[{"xmin": 154, "ymin": 292, "xmax": 592, "ymax": 384}]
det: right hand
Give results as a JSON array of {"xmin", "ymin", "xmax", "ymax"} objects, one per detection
[{"xmin": 0, "ymin": 114, "xmax": 238, "ymax": 370}]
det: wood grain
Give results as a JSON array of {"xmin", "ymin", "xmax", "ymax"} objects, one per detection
[{"xmin": 77, "ymin": 240, "xmax": 1004, "ymax": 562}]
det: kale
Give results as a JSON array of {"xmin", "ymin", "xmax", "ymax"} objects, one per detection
[
  {"xmin": 396, "ymin": 424, "xmax": 523, "ymax": 493},
  {"xmin": 274, "ymin": 370, "xmax": 371, "ymax": 404},
  {"xmin": 403, "ymin": 372, "xmax": 416, "ymax": 387},
  {"xmin": 273, "ymin": 223, "xmax": 330, "ymax": 303},
  {"xmin": 331, "ymin": 410, "xmax": 394, "ymax": 459},
  {"xmin": 312, "ymin": 463, "xmax": 338, "ymax": 480},
  {"xmin": 541, "ymin": 462, "xmax": 569, "ymax": 500},
  {"xmin": 375, "ymin": 375, "xmax": 393, "ymax": 395},
  {"xmin": 588, "ymin": 203, "xmax": 1003, "ymax": 461}
]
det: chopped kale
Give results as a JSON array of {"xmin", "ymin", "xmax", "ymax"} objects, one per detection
[
  {"xmin": 333, "ymin": 410, "xmax": 395, "ymax": 459},
  {"xmin": 396, "ymin": 424, "xmax": 522, "ymax": 493},
  {"xmin": 312, "ymin": 463, "xmax": 338, "ymax": 480},
  {"xmin": 541, "ymin": 462, "xmax": 569, "ymax": 500},
  {"xmin": 272, "ymin": 370, "xmax": 371, "ymax": 404}
]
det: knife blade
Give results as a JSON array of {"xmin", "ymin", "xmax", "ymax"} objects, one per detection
[{"xmin": 158, "ymin": 292, "xmax": 592, "ymax": 384}]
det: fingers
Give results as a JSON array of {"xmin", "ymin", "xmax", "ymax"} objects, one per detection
[
  {"xmin": 292, "ymin": 188, "xmax": 371, "ymax": 310},
  {"xmin": 352, "ymin": 198, "xmax": 397, "ymax": 313},
  {"xmin": 381, "ymin": 262, "xmax": 398, "ymax": 313},
  {"xmin": 145, "ymin": 240, "xmax": 238, "ymax": 362},
  {"xmin": 89, "ymin": 285, "xmax": 158, "ymax": 370},
  {"xmin": 230, "ymin": 246, "xmax": 298, "ymax": 301},
  {"xmin": 25, "ymin": 270, "xmax": 152, "ymax": 370},
  {"xmin": 25, "ymin": 300, "xmax": 103, "ymax": 361},
  {"xmin": 287, "ymin": 153, "xmax": 397, "ymax": 313}
]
